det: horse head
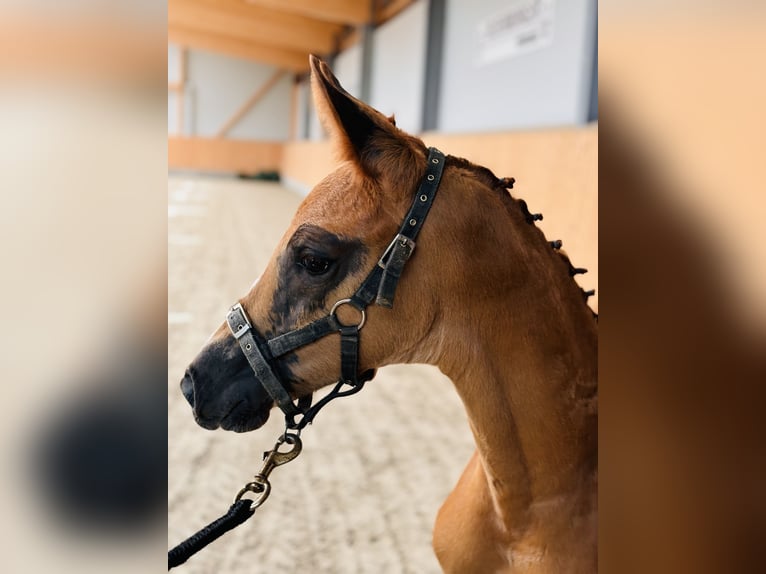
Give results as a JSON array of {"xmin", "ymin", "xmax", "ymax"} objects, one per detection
[{"xmin": 181, "ymin": 56, "xmax": 453, "ymax": 432}]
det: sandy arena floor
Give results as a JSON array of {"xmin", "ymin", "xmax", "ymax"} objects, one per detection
[{"xmin": 168, "ymin": 175, "xmax": 475, "ymax": 573}]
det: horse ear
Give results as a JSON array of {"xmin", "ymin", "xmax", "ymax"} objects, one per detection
[{"xmin": 310, "ymin": 54, "xmax": 404, "ymax": 177}]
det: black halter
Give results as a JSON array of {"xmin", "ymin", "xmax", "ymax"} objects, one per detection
[{"xmin": 226, "ymin": 147, "xmax": 446, "ymax": 430}]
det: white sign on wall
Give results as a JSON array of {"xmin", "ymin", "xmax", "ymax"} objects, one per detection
[{"xmin": 476, "ymin": 0, "xmax": 556, "ymax": 66}]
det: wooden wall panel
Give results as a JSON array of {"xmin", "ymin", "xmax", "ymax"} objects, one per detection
[
  {"xmin": 168, "ymin": 137, "xmax": 282, "ymax": 173},
  {"xmin": 279, "ymin": 139, "xmax": 334, "ymax": 188}
]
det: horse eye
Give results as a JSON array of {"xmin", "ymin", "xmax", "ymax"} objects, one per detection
[{"xmin": 299, "ymin": 254, "xmax": 332, "ymax": 275}]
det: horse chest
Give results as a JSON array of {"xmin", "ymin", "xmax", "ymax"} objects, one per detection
[{"xmin": 433, "ymin": 452, "xmax": 511, "ymax": 573}]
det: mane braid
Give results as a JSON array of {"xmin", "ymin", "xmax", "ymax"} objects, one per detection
[{"xmin": 445, "ymin": 155, "xmax": 598, "ymax": 321}]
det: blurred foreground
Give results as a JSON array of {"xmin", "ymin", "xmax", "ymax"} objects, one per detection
[
  {"xmin": 0, "ymin": 2, "xmax": 166, "ymax": 572},
  {"xmin": 599, "ymin": 2, "xmax": 766, "ymax": 573}
]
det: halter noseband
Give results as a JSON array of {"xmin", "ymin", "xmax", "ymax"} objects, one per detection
[{"xmin": 225, "ymin": 147, "xmax": 446, "ymax": 430}]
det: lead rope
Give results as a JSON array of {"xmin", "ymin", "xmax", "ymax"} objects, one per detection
[
  {"xmin": 168, "ymin": 429, "xmax": 302, "ymax": 569},
  {"xmin": 168, "ymin": 500, "xmax": 254, "ymax": 569},
  {"xmin": 167, "ymin": 373, "xmax": 367, "ymax": 570}
]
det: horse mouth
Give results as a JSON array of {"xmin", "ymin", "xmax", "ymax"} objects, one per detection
[
  {"xmin": 220, "ymin": 401, "xmax": 271, "ymax": 433},
  {"xmin": 180, "ymin": 371, "xmax": 273, "ymax": 433},
  {"xmin": 191, "ymin": 397, "xmax": 272, "ymax": 433}
]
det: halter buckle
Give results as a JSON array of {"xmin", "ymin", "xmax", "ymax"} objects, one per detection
[
  {"xmin": 377, "ymin": 233, "xmax": 415, "ymax": 270},
  {"xmin": 228, "ymin": 303, "xmax": 252, "ymax": 339}
]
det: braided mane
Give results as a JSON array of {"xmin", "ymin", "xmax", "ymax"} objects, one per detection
[{"xmin": 444, "ymin": 155, "xmax": 598, "ymax": 321}]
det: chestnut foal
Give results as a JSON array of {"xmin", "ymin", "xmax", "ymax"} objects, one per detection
[{"xmin": 180, "ymin": 56, "xmax": 597, "ymax": 573}]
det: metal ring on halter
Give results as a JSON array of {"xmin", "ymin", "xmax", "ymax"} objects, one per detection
[
  {"xmin": 330, "ymin": 298, "xmax": 366, "ymax": 330},
  {"xmin": 235, "ymin": 476, "xmax": 272, "ymax": 511}
]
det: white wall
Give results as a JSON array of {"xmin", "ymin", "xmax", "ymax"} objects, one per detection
[
  {"xmin": 168, "ymin": 44, "xmax": 181, "ymax": 85},
  {"xmin": 295, "ymin": 80, "xmax": 309, "ymax": 140},
  {"xmin": 167, "ymin": 91, "xmax": 178, "ymax": 135},
  {"xmin": 187, "ymin": 50, "xmax": 291, "ymax": 139},
  {"xmin": 370, "ymin": 0, "xmax": 429, "ymax": 134},
  {"xmin": 167, "ymin": 44, "xmax": 292, "ymax": 140},
  {"xmin": 168, "ymin": 44, "xmax": 181, "ymax": 135},
  {"xmin": 438, "ymin": 0, "xmax": 596, "ymax": 132},
  {"xmin": 334, "ymin": 42, "xmax": 364, "ymax": 100}
]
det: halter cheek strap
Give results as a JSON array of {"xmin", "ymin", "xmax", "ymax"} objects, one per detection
[
  {"xmin": 355, "ymin": 147, "xmax": 445, "ymax": 308},
  {"xmin": 227, "ymin": 147, "xmax": 446, "ymax": 430}
]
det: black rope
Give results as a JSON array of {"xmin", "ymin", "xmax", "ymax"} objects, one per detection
[
  {"xmin": 286, "ymin": 371, "xmax": 372, "ymax": 430},
  {"xmin": 168, "ymin": 499, "xmax": 255, "ymax": 569}
]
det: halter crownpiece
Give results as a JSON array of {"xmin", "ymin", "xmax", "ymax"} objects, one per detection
[{"xmin": 226, "ymin": 147, "xmax": 446, "ymax": 429}]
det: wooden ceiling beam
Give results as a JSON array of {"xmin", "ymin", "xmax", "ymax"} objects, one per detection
[
  {"xmin": 244, "ymin": 0, "xmax": 371, "ymax": 25},
  {"xmin": 169, "ymin": 0, "xmax": 344, "ymax": 54},
  {"xmin": 168, "ymin": 25, "xmax": 309, "ymax": 71}
]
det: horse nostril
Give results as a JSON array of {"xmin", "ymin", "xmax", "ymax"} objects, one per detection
[{"xmin": 180, "ymin": 373, "xmax": 194, "ymax": 408}]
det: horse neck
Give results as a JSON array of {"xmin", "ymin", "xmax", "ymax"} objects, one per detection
[{"xmin": 430, "ymin": 176, "xmax": 598, "ymax": 538}]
